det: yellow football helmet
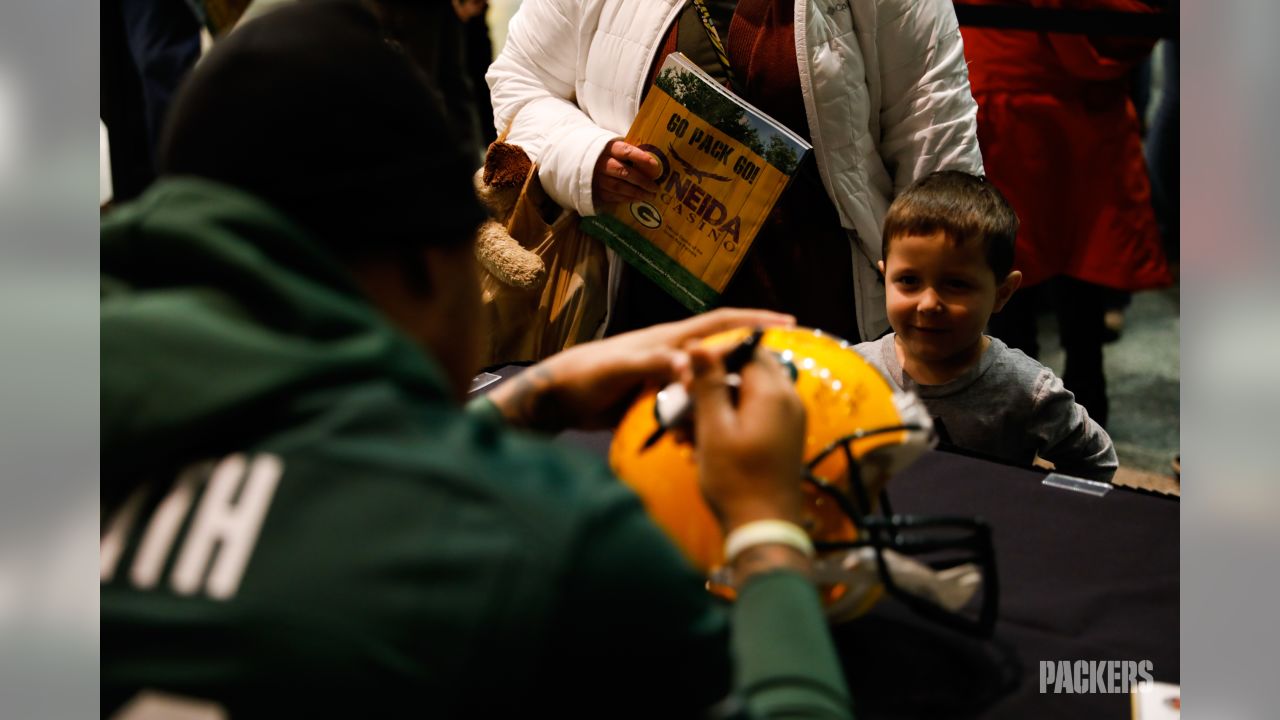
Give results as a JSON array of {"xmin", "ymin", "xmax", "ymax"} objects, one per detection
[{"xmin": 611, "ymin": 327, "xmax": 998, "ymax": 633}]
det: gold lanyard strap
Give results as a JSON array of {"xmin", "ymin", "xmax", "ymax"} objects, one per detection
[{"xmin": 688, "ymin": 0, "xmax": 737, "ymax": 90}]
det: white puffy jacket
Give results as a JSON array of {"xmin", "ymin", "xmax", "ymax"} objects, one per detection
[{"xmin": 487, "ymin": 0, "xmax": 983, "ymax": 340}]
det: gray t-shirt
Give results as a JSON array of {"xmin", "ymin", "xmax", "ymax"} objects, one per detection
[{"xmin": 855, "ymin": 334, "xmax": 1117, "ymax": 481}]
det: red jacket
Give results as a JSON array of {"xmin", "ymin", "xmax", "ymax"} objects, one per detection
[{"xmin": 960, "ymin": 0, "xmax": 1172, "ymax": 289}]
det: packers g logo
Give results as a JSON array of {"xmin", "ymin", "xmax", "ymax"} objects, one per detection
[{"xmin": 630, "ymin": 201, "xmax": 663, "ymax": 229}]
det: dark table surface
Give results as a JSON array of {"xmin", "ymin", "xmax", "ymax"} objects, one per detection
[
  {"xmin": 830, "ymin": 451, "xmax": 1178, "ymax": 719},
  {"xmin": 482, "ymin": 368, "xmax": 1180, "ymax": 719}
]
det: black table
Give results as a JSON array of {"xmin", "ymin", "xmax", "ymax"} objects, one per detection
[
  {"xmin": 828, "ymin": 451, "xmax": 1178, "ymax": 719},
  {"xmin": 482, "ymin": 368, "xmax": 1180, "ymax": 718}
]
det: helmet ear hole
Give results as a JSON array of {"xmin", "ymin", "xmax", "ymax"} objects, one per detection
[{"xmin": 771, "ymin": 350, "xmax": 799, "ymax": 381}]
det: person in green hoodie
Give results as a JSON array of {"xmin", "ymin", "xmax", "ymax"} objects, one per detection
[{"xmin": 101, "ymin": 1, "xmax": 853, "ymax": 718}]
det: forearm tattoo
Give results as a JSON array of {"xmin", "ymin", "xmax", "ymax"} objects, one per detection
[{"xmin": 497, "ymin": 366, "xmax": 567, "ymax": 433}]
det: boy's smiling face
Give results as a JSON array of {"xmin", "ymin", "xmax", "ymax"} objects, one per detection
[{"xmin": 880, "ymin": 230, "xmax": 1020, "ymax": 384}]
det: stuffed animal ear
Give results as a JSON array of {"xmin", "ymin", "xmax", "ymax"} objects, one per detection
[
  {"xmin": 475, "ymin": 219, "xmax": 546, "ymax": 290},
  {"xmin": 475, "ymin": 140, "xmax": 534, "ymax": 221},
  {"xmin": 483, "ymin": 141, "xmax": 533, "ymax": 189}
]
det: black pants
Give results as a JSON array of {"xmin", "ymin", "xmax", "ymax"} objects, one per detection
[{"xmin": 987, "ymin": 277, "xmax": 1109, "ymax": 428}]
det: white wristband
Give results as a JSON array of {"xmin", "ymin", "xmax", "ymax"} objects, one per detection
[{"xmin": 723, "ymin": 519, "xmax": 815, "ymax": 564}]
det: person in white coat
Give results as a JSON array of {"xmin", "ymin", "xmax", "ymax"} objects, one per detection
[{"xmin": 488, "ymin": 0, "xmax": 983, "ymax": 343}]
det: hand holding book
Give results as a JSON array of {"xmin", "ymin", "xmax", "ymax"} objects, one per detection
[
  {"xmin": 592, "ymin": 139, "xmax": 662, "ymax": 205},
  {"xmin": 581, "ymin": 53, "xmax": 813, "ymax": 313}
]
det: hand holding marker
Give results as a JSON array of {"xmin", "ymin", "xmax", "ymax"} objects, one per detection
[{"xmin": 641, "ymin": 328, "xmax": 765, "ymax": 451}]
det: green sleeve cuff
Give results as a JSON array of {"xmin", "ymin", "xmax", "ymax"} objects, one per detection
[
  {"xmin": 733, "ymin": 571, "xmax": 853, "ymax": 719},
  {"xmin": 465, "ymin": 395, "xmax": 507, "ymax": 426}
]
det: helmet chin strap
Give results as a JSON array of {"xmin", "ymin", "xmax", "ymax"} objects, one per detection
[
  {"xmin": 811, "ymin": 548, "xmax": 882, "ymax": 621},
  {"xmin": 812, "ymin": 547, "xmax": 983, "ymax": 622}
]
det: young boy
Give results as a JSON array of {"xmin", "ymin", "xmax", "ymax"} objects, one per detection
[{"xmin": 856, "ymin": 170, "xmax": 1117, "ymax": 481}]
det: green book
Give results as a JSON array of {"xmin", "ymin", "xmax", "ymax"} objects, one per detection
[{"xmin": 581, "ymin": 52, "xmax": 812, "ymax": 312}]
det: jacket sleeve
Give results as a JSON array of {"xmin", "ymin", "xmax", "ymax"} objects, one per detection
[
  {"xmin": 546, "ymin": 468, "xmax": 853, "ymax": 719},
  {"xmin": 731, "ymin": 572, "xmax": 854, "ymax": 719},
  {"xmin": 485, "ymin": 0, "xmax": 619, "ymax": 216},
  {"xmin": 873, "ymin": 0, "xmax": 984, "ymax": 192},
  {"xmin": 1029, "ymin": 370, "xmax": 1119, "ymax": 482}
]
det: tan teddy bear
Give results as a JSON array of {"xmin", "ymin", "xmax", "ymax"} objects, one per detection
[{"xmin": 472, "ymin": 140, "xmax": 546, "ymax": 290}]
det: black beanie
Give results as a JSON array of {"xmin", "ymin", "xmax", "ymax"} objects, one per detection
[{"xmin": 156, "ymin": 0, "xmax": 486, "ymax": 258}]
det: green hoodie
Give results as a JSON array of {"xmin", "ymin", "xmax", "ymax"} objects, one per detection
[{"xmin": 101, "ymin": 178, "xmax": 851, "ymax": 718}]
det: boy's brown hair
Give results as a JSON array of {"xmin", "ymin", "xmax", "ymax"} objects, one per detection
[{"xmin": 881, "ymin": 170, "xmax": 1019, "ymax": 279}]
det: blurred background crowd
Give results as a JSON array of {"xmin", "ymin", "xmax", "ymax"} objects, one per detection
[{"xmin": 99, "ymin": 0, "xmax": 1180, "ymax": 487}]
